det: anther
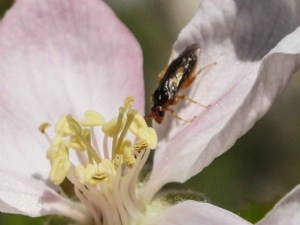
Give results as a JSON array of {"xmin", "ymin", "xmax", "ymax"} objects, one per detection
[{"xmin": 38, "ymin": 122, "xmax": 51, "ymax": 134}]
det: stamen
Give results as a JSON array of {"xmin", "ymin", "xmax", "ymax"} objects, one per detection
[
  {"xmin": 46, "ymin": 136, "xmax": 71, "ymax": 185},
  {"xmin": 134, "ymin": 140, "xmax": 148, "ymax": 152},
  {"xmin": 130, "ymin": 114, "xmax": 158, "ymax": 150},
  {"xmin": 122, "ymin": 139, "xmax": 136, "ymax": 167},
  {"xmin": 112, "ymin": 107, "xmax": 126, "ymax": 156},
  {"xmin": 56, "ymin": 115, "xmax": 73, "ymax": 136},
  {"xmin": 38, "ymin": 122, "xmax": 51, "ymax": 134},
  {"xmin": 124, "ymin": 96, "xmax": 134, "ymax": 108},
  {"xmin": 41, "ymin": 97, "xmax": 158, "ymax": 225},
  {"xmin": 68, "ymin": 135, "xmax": 86, "ymax": 151},
  {"xmin": 102, "ymin": 118, "xmax": 120, "ymax": 137},
  {"xmin": 81, "ymin": 111, "xmax": 105, "ymax": 127},
  {"xmin": 66, "ymin": 115, "xmax": 101, "ymax": 163},
  {"xmin": 38, "ymin": 122, "xmax": 52, "ymax": 143},
  {"xmin": 66, "ymin": 115, "xmax": 82, "ymax": 134},
  {"xmin": 115, "ymin": 109, "xmax": 137, "ymax": 155},
  {"xmin": 113, "ymin": 154, "xmax": 123, "ymax": 167},
  {"xmin": 84, "ymin": 141, "xmax": 101, "ymax": 164}
]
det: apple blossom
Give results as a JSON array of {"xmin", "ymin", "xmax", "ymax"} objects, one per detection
[{"xmin": 1, "ymin": 0, "xmax": 300, "ymax": 225}]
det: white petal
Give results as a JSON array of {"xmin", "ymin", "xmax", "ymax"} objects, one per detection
[
  {"xmin": 0, "ymin": 169, "xmax": 88, "ymax": 223},
  {"xmin": 0, "ymin": 0, "xmax": 143, "ymax": 216},
  {"xmin": 0, "ymin": 199, "xmax": 23, "ymax": 214},
  {"xmin": 0, "ymin": 0, "xmax": 144, "ymax": 124},
  {"xmin": 257, "ymin": 185, "xmax": 300, "ymax": 225},
  {"xmin": 145, "ymin": 0, "xmax": 300, "ymax": 199},
  {"xmin": 152, "ymin": 200, "xmax": 251, "ymax": 225}
]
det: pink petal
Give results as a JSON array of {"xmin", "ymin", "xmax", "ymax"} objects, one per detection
[
  {"xmin": 144, "ymin": 0, "xmax": 300, "ymax": 199},
  {"xmin": 0, "ymin": 169, "xmax": 88, "ymax": 223},
  {"xmin": 257, "ymin": 185, "xmax": 300, "ymax": 225},
  {"xmin": 154, "ymin": 200, "xmax": 252, "ymax": 225},
  {"xmin": 0, "ymin": 0, "xmax": 143, "ymax": 215}
]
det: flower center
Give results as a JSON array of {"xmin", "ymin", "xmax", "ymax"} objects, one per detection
[{"xmin": 40, "ymin": 97, "xmax": 157, "ymax": 225}]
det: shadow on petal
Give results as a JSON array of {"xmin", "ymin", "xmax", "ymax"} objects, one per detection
[{"xmin": 232, "ymin": 0, "xmax": 300, "ymax": 61}]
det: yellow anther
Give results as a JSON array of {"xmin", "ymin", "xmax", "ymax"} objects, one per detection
[
  {"xmin": 81, "ymin": 111, "xmax": 105, "ymax": 127},
  {"xmin": 46, "ymin": 136, "xmax": 67, "ymax": 161},
  {"xmin": 46, "ymin": 135, "xmax": 71, "ymax": 185},
  {"xmin": 98, "ymin": 160, "xmax": 116, "ymax": 178},
  {"xmin": 44, "ymin": 97, "xmax": 158, "ymax": 190},
  {"xmin": 67, "ymin": 141, "xmax": 85, "ymax": 151},
  {"xmin": 59, "ymin": 115, "xmax": 101, "ymax": 163},
  {"xmin": 129, "ymin": 111, "xmax": 157, "ymax": 150},
  {"xmin": 82, "ymin": 128, "xmax": 91, "ymax": 143},
  {"xmin": 111, "ymin": 107, "xmax": 126, "ymax": 154},
  {"xmin": 138, "ymin": 127, "xmax": 158, "ymax": 149},
  {"xmin": 133, "ymin": 140, "xmax": 148, "ymax": 152},
  {"xmin": 127, "ymin": 157, "xmax": 136, "ymax": 167},
  {"xmin": 38, "ymin": 122, "xmax": 51, "ymax": 134},
  {"xmin": 66, "ymin": 115, "xmax": 82, "ymax": 134},
  {"xmin": 127, "ymin": 109, "xmax": 138, "ymax": 118},
  {"xmin": 120, "ymin": 139, "xmax": 132, "ymax": 154},
  {"xmin": 115, "ymin": 109, "xmax": 137, "ymax": 155},
  {"xmin": 148, "ymin": 128, "xmax": 158, "ymax": 149},
  {"xmin": 55, "ymin": 116, "xmax": 73, "ymax": 136},
  {"xmin": 112, "ymin": 154, "xmax": 123, "ymax": 167},
  {"xmin": 121, "ymin": 139, "xmax": 136, "ymax": 167},
  {"xmin": 75, "ymin": 161, "xmax": 116, "ymax": 186},
  {"xmin": 102, "ymin": 118, "xmax": 119, "ymax": 137},
  {"xmin": 75, "ymin": 164, "xmax": 96, "ymax": 185},
  {"xmin": 91, "ymin": 172, "xmax": 108, "ymax": 184},
  {"xmin": 50, "ymin": 157, "xmax": 71, "ymax": 185},
  {"xmin": 52, "ymin": 135, "xmax": 64, "ymax": 147},
  {"xmin": 130, "ymin": 114, "xmax": 148, "ymax": 135},
  {"xmin": 67, "ymin": 136, "xmax": 86, "ymax": 151},
  {"xmin": 124, "ymin": 96, "xmax": 134, "ymax": 109}
]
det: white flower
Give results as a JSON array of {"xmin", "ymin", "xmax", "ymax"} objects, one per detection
[{"xmin": 1, "ymin": 0, "xmax": 300, "ymax": 225}]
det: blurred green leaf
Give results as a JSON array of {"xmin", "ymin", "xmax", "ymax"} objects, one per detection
[
  {"xmin": 0, "ymin": 213, "xmax": 72, "ymax": 225},
  {"xmin": 0, "ymin": 0, "xmax": 13, "ymax": 18},
  {"xmin": 239, "ymin": 200, "xmax": 275, "ymax": 223},
  {"xmin": 0, "ymin": 214, "xmax": 45, "ymax": 225}
]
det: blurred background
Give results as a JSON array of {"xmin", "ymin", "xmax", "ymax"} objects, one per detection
[{"xmin": 1, "ymin": 0, "xmax": 300, "ymax": 224}]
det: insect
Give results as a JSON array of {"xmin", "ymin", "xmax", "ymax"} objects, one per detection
[{"xmin": 149, "ymin": 44, "xmax": 206, "ymax": 124}]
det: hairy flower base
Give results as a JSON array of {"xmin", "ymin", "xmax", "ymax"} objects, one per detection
[{"xmin": 40, "ymin": 97, "xmax": 158, "ymax": 225}]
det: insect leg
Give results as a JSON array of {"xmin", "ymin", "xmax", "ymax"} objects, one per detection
[
  {"xmin": 177, "ymin": 62, "xmax": 216, "ymax": 105},
  {"xmin": 180, "ymin": 74, "xmax": 197, "ymax": 89},
  {"xmin": 165, "ymin": 107, "xmax": 196, "ymax": 122},
  {"xmin": 180, "ymin": 62, "xmax": 217, "ymax": 90},
  {"xmin": 144, "ymin": 113, "xmax": 152, "ymax": 121},
  {"xmin": 195, "ymin": 62, "xmax": 217, "ymax": 77},
  {"xmin": 176, "ymin": 95, "xmax": 208, "ymax": 108}
]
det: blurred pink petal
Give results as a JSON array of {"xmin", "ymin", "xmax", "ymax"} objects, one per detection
[
  {"xmin": 257, "ymin": 185, "xmax": 300, "ymax": 225},
  {"xmin": 154, "ymin": 200, "xmax": 252, "ymax": 225},
  {"xmin": 145, "ymin": 0, "xmax": 300, "ymax": 198},
  {"xmin": 0, "ymin": 0, "xmax": 143, "ymax": 216}
]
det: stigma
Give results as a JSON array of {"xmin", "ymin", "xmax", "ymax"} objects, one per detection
[{"xmin": 40, "ymin": 97, "xmax": 157, "ymax": 225}]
